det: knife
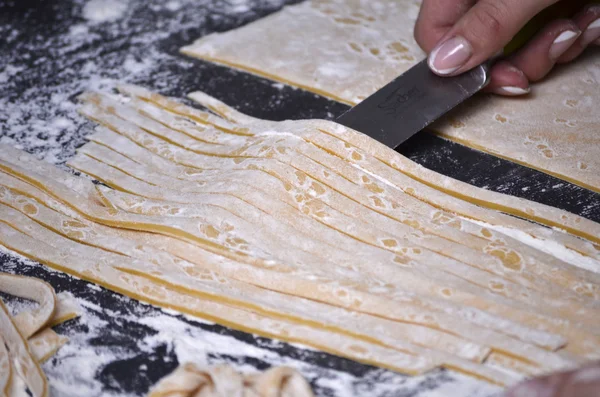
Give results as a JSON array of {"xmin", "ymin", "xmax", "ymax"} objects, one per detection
[{"xmin": 336, "ymin": 2, "xmax": 585, "ymax": 149}]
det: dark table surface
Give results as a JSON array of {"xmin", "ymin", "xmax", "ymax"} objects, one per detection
[{"xmin": 1, "ymin": 0, "xmax": 598, "ymax": 396}]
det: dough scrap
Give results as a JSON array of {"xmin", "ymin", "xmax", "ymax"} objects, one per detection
[
  {"xmin": 0, "ymin": 273, "xmax": 57, "ymax": 339},
  {"xmin": 0, "ymin": 84, "xmax": 599, "ymax": 387},
  {"xmin": 0, "ymin": 272, "xmax": 80, "ymax": 396},
  {"xmin": 0, "ymin": 337, "xmax": 9, "ymax": 397},
  {"xmin": 180, "ymin": 0, "xmax": 600, "ymax": 192},
  {"xmin": 148, "ymin": 363, "xmax": 314, "ymax": 397},
  {"xmin": 0, "ymin": 300, "xmax": 48, "ymax": 397}
]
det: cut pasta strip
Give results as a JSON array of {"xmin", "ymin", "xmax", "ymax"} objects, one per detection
[
  {"xmin": 183, "ymin": 88, "xmax": 600, "ymax": 258},
  {"xmin": 0, "ymin": 177, "xmax": 527, "ymax": 382},
  {"xmin": 71, "ymin": 152, "xmax": 572, "ymax": 315},
  {"xmin": 486, "ymin": 352, "xmax": 548, "ymax": 378},
  {"xmin": 71, "ymin": 103, "xmax": 600, "ymax": 326},
  {"xmin": 48, "ymin": 292, "xmax": 80, "ymax": 328},
  {"xmin": 28, "ymin": 292, "xmax": 80, "ymax": 364},
  {"xmin": 0, "ymin": 271, "xmax": 76, "ymax": 378},
  {"xmin": 187, "ymin": 89, "xmax": 600, "ymax": 259},
  {"xmin": 2, "ymin": 80, "xmax": 599, "ymax": 387}
]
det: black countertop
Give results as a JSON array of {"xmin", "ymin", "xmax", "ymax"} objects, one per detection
[{"xmin": 1, "ymin": 0, "xmax": 598, "ymax": 396}]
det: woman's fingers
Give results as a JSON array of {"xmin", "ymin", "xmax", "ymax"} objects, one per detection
[
  {"xmin": 483, "ymin": 61, "xmax": 531, "ymax": 96},
  {"xmin": 508, "ymin": 19, "xmax": 581, "ymax": 83},
  {"xmin": 556, "ymin": 4, "xmax": 600, "ymax": 63},
  {"xmin": 485, "ymin": 18, "xmax": 584, "ymax": 95},
  {"xmin": 426, "ymin": 0, "xmax": 558, "ymax": 76},
  {"xmin": 414, "ymin": 0, "xmax": 597, "ymax": 97}
]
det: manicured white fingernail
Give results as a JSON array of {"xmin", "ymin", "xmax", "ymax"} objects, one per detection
[
  {"xmin": 494, "ymin": 86, "xmax": 530, "ymax": 96},
  {"xmin": 554, "ymin": 30, "xmax": 578, "ymax": 43},
  {"xmin": 428, "ymin": 36, "xmax": 473, "ymax": 75},
  {"xmin": 582, "ymin": 18, "xmax": 600, "ymax": 46},
  {"xmin": 550, "ymin": 30, "xmax": 580, "ymax": 59}
]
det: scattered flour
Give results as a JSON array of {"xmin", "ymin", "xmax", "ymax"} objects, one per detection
[
  {"xmin": 1, "ymin": 0, "xmax": 280, "ymax": 167},
  {"xmin": 164, "ymin": 0, "xmax": 182, "ymax": 12},
  {"xmin": 83, "ymin": 0, "xmax": 130, "ymax": 23}
]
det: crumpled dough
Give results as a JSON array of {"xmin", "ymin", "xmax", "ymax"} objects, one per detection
[
  {"xmin": 0, "ymin": 272, "xmax": 80, "ymax": 397},
  {"xmin": 148, "ymin": 363, "xmax": 314, "ymax": 397}
]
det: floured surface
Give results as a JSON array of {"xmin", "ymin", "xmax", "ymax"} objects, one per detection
[{"xmin": 181, "ymin": 0, "xmax": 600, "ymax": 191}]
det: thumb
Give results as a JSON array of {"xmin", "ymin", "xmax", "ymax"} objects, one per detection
[{"xmin": 428, "ymin": 0, "xmax": 558, "ymax": 76}]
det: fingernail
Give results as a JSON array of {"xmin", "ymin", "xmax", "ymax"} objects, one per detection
[
  {"xmin": 549, "ymin": 30, "xmax": 580, "ymax": 59},
  {"xmin": 428, "ymin": 36, "xmax": 472, "ymax": 75},
  {"xmin": 493, "ymin": 86, "xmax": 530, "ymax": 96},
  {"xmin": 582, "ymin": 18, "xmax": 600, "ymax": 46}
]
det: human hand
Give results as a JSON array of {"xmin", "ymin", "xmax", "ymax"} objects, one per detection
[
  {"xmin": 413, "ymin": 0, "xmax": 600, "ymax": 96},
  {"xmin": 504, "ymin": 361, "xmax": 600, "ymax": 397}
]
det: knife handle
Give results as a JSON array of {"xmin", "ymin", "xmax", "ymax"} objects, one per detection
[{"xmin": 504, "ymin": 0, "xmax": 599, "ymax": 55}]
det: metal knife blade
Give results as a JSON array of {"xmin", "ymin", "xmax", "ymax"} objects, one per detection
[{"xmin": 336, "ymin": 59, "xmax": 490, "ymax": 149}]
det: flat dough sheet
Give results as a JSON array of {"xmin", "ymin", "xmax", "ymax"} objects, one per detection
[{"xmin": 181, "ymin": 0, "xmax": 600, "ymax": 192}]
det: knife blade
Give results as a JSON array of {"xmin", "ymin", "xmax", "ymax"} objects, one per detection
[{"xmin": 336, "ymin": 59, "xmax": 490, "ymax": 149}]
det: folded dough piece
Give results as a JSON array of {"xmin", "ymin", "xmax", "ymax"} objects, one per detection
[
  {"xmin": 0, "ymin": 272, "xmax": 80, "ymax": 396},
  {"xmin": 180, "ymin": 0, "xmax": 600, "ymax": 192},
  {"xmin": 0, "ymin": 300, "xmax": 48, "ymax": 397},
  {"xmin": 0, "ymin": 273, "xmax": 57, "ymax": 339},
  {"xmin": 0, "ymin": 338, "xmax": 9, "ymax": 397},
  {"xmin": 28, "ymin": 293, "xmax": 80, "ymax": 363},
  {"xmin": 148, "ymin": 363, "xmax": 314, "ymax": 397}
]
